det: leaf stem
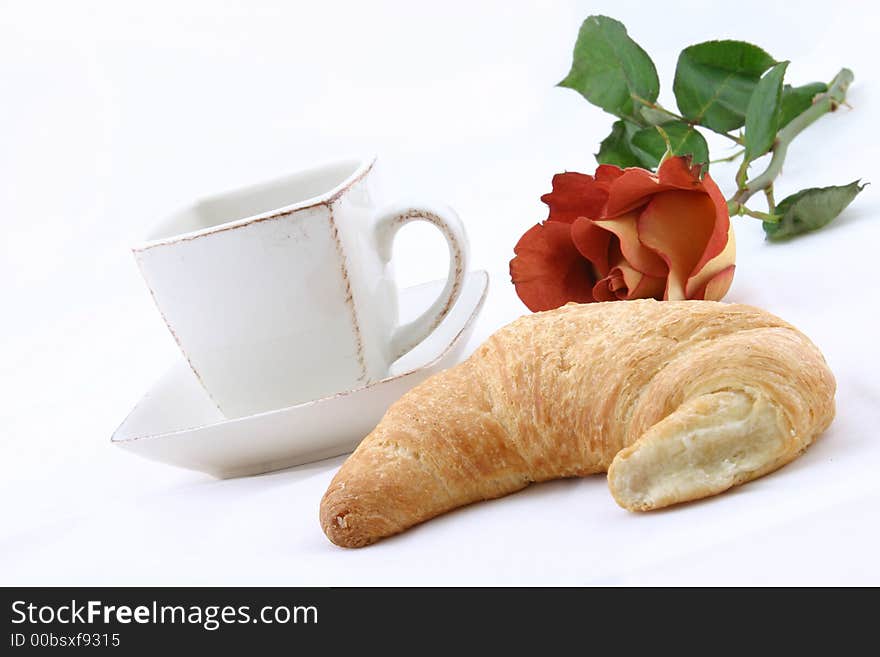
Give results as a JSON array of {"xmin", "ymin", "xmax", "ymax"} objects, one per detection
[
  {"xmin": 742, "ymin": 207, "xmax": 780, "ymax": 222},
  {"xmin": 631, "ymin": 95, "xmax": 680, "ymax": 123},
  {"xmin": 655, "ymin": 125, "xmax": 673, "ymax": 163},
  {"xmin": 632, "ymin": 95, "xmax": 744, "ymax": 145},
  {"xmin": 728, "ymin": 68, "xmax": 853, "ymax": 209},
  {"xmin": 727, "ymin": 201, "xmax": 780, "ymax": 222},
  {"xmin": 710, "ymin": 148, "xmax": 744, "ymax": 164},
  {"xmin": 764, "ymin": 186, "xmax": 776, "ymax": 213},
  {"xmin": 702, "ymin": 125, "xmax": 744, "ymax": 146},
  {"xmin": 735, "ymin": 158, "xmax": 749, "ymax": 189}
]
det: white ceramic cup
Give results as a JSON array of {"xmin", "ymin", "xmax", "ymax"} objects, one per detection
[{"xmin": 133, "ymin": 157, "xmax": 469, "ymax": 418}]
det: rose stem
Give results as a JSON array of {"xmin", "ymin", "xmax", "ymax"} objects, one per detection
[{"xmin": 729, "ymin": 68, "xmax": 854, "ymax": 211}]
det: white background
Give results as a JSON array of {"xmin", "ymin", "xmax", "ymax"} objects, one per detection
[{"xmin": 1, "ymin": 0, "xmax": 878, "ymax": 585}]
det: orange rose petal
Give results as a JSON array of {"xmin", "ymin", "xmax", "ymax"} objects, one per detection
[
  {"xmin": 685, "ymin": 224, "xmax": 736, "ymax": 298},
  {"xmin": 592, "ymin": 271, "xmax": 622, "ymax": 302},
  {"xmin": 571, "ymin": 217, "xmax": 613, "ymax": 275},
  {"xmin": 515, "ymin": 157, "xmax": 732, "ymax": 310},
  {"xmin": 605, "ymin": 156, "xmax": 704, "ymax": 216},
  {"xmin": 637, "ymin": 190, "xmax": 717, "ymax": 300},
  {"xmin": 510, "ymin": 222, "xmax": 595, "ymax": 311},
  {"xmin": 540, "ymin": 172, "xmax": 611, "ymax": 224},
  {"xmin": 613, "ymin": 261, "xmax": 667, "ymax": 301},
  {"xmin": 615, "ymin": 260, "xmax": 641, "ymax": 290},
  {"xmin": 591, "ymin": 211, "xmax": 667, "ymax": 277},
  {"xmin": 656, "ymin": 155, "xmax": 705, "ymax": 191},
  {"xmin": 688, "ymin": 171, "xmax": 732, "ymax": 278},
  {"xmin": 692, "ymin": 264, "xmax": 736, "ymax": 301},
  {"xmin": 591, "ymin": 242, "xmax": 625, "ymax": 301},
  {"xmin": 624, "ymin": 270, "xmax": 667, "ymax": 300},
  {"xmin": 604, "ymin": 167, "xmax": 662, "ymax": 217},
  {"xmin": 591, "ymin": 261, "xmax": 666, "ymax": 302}
]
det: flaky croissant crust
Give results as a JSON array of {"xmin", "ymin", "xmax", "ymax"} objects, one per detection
[{"xmin": 321, "ymin": 300, "xmax": 836, "ymax": 548}]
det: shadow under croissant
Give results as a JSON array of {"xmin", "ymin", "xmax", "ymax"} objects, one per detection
[
  {"xmin": 319, "ymin": 300, "xmax": 836, "ymax": 549},
  {"xmin": 322, "ymin": 395, "xmax": 830, "ymax": 547},
  {"xmin": 326, "ymin": 422, "xmax": 846, "ymax": 550}
]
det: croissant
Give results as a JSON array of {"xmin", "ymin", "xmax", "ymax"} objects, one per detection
[{"xmin": 320, "ymin": 300, "xmax": 835, "ymax": 548}]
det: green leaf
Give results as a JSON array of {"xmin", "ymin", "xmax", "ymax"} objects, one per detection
[
  {"xmin": 631, "ymin": 121, "xmax": 710, "ymax": 170},
  {"xmin": 597, "ymin": 120, "xmax": 645, "ymax": 168},
  {"xmin": 779, "ymin": 81, "xmax": 828, "ymax": 128},
  {"xmin": 596, "ymin": 120, "xmax": 658, "ymax": 168},
  {"xmin": 559, "ymin": 16, "xmax": 659, "ymax": 123},
  {"xmin": 639, "ymin": 106, "xmax": 675, "ymax": 126},
  {"xmin": 743, "ymin": 61, "xmax": 789, "ymax": 163},
  {"xmin": 763, "ymin": 181, "xmax": 866, "ymax": 241},
  {"xmin": 673, "ymin": 40, "xmax": 777, "ymax": 132}
]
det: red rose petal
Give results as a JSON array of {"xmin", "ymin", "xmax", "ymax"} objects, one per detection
[
  {"xmin": 603, "ymin": 167, "xmax": 661, "ymax": 217},
  {"xmin": 571, "ymin": 217, "xmax": 613, "ymax": 275},
  {"xmin": 513, "ymin": 157, "xmax": 733, "ymax": 311},
  {"xmin": 604, "ymin": 156, "xmax": 704, "ymax": 217},
  {"xmin": 510, "ymin": 222, "xmax": 596, "ymax": 311},
  {"xmin": 540, "ymin": 172, "xmax": 611, "ymax": 223},
  {"xmin": 656, "ymin": 155, "xmax": 705, "ymax": 191},
  {"xmin": 595, "ymin": 164, "xmax": 625, "ymax": 183},
  {"xmin": 637, "ymin": 190, "xmax": 717, "ymax": 300}
]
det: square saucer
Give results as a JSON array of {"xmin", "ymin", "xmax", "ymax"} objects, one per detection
[{"xmin": 112, "ymin": 270, "xmax": 489, "ymax": 478}]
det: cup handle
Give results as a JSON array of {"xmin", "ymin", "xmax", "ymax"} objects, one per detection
[{"xmin": 374, "ymin": 202, "xmax": 470, "ymax": 362}]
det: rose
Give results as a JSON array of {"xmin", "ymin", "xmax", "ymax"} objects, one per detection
[{"xmin": 509, "ymin": 156, "xmax": 736, "ymax": 312}]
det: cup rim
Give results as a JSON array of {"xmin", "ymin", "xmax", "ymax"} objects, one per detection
[{"xmin": 132, "ymin": 154, "xmax": 376, "ymax": 252}]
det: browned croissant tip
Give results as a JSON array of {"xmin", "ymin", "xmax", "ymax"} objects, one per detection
[
  {"xmin": 320, "ymin": 487, "xmax": 388, "ymax": 548},
  {"xmin": 320, "ymin": 512, "xmax": 366, "ymax": 549},
  {"xmin": 320, "ymin": 489, "xmax": 354, "ymax": 548},
  {"xmin": 320, "ymin": 511, "xmax": 367, "ymax": 549}
]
